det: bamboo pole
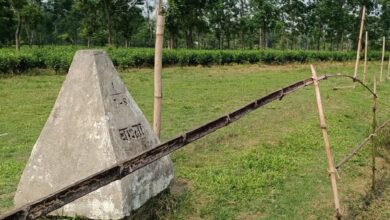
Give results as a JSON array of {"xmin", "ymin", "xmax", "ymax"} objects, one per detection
[
  {"xmin": 153, "ymin": 0, "xmax": 164, "ymax": 138},
  {"xmin": 334, "ymin": 6, "xmax": 365, "ymax": 90},
  {"xmin": 363, "ymin": 31, "xmax": 368, "ymax": 84},
  {"xmin": 380, "ymin": 37, "xmax": 385, "ymax": 82},
  {"xmin": 353, "ymin": 6, "xmax": 366, "ymax": 80},
  {"xmin": 311, "ymin": 65, "xmax": 342, "ymax": 219},
  {"xmin": 371, "ymin": 75, "xmax": 377, "ymax": 190}
]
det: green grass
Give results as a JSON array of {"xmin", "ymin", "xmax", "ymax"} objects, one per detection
[{"xmin": 1, "ymin": 62, "xmax": 390, "ymax": 219}]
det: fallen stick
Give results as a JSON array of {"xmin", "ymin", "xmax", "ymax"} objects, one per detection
[{"xmin": 333, "ymin": 85, "xmax": 354, "ymax": 90}]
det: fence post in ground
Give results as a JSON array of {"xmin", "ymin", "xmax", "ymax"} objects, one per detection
[
  {"xmin": 353, "ymin": 6, "xmax": 366, "ymax": 84},
  {"xmin": 363, "ymin": 31, "xmax": 368, "ymax": 84},
  {"xmin": 153, "ymin": 0, "xmax": 164, "ymax": 137},
  {"xmin": 380, "ymin": 37, "xmax": 385, "ymax": 82},
  {"xmin": 310, "ymin": 65, "xmax": 342, "ymax": 219},
  {"xmin": 371, "ymin": 75, "xmax": 377, "ymax": 190}
]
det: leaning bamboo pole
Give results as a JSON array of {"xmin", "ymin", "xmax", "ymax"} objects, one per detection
[
  {"xmin": 153, "ymin": 0, "xmax": 164, "ymax": 137},
  {"xmin": 334, "ymin": 6, "xmax": 365, "ymax": 90},
  {"xmin": 363, "ymin": 31, "xmax": 368, "ymax": 84},
  {"xmin": 371, "ymin": 75, "xmax": 377, "ymax": 190},
  {"xmin": 353, "ymin": 6, "xmax": 366, "ymax": 81},
  {"xmin": 311, "ymin": 65, "xmax": 342, "ymax": 219},
  {"xmin": 380, "ymin": 37, "xmax": 385, "ymax": 82}
]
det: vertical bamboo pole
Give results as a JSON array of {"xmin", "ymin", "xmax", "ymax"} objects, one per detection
[
  {"xmin": 363, "ymin": 31, "xmax": 368, "ymax": 84},
  {"xmin": 380, "ymin": 37, "xmax": 385, "ymax": 82},
  {"xmin": 372, "ymin": 75, "xmax": 377, "ymax": 190},
  {"xmin": 153, "ymin": 0, "xmax": 164, "ymax": 138},
  {"xmin": 353, "ymin": 6, "xmax": 366, "ymax": 82},
  {"xmin": 311, "ymin": 65, "xmax": 342, "ymax": 219}
]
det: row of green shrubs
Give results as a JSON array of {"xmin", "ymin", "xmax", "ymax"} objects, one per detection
[{"xmin": 0, "ymin": 46, "xmax": 388, "ymax": 74}]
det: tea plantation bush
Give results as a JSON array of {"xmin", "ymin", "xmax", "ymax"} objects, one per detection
[{"xmin": 0, "ymin": 46, "xmax": 388, "ymax": 74}]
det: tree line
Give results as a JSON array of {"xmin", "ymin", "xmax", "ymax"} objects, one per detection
[{"xmin": 0, "ymin": 0, "xmax": 389, "ymax": 51}]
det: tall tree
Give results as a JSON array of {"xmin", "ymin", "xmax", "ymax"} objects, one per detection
[
  {"xmin": 113, "ymin": 0, "xmax": 145, "ymax": 47},
  {"xmin": 73, "ymin": 0, "xmax": 101, "ymax": 47},
  {"xmin": 0, "ymin": 0, "xmax": 14, "ymax": 46},
  {"xmin": 250, "ymin": 0, "xmax": 278, "ymax": 49},
  {"xmin": 9, "ymin": 0, "xmax": 27, "ymax": 50},
  {"xmin": 21, "ymin": 1, "xmax": 42, "ymax": 47},
  {"xmin": 102, "ymin": 0, "xmax": 112, "ymax": 45}
]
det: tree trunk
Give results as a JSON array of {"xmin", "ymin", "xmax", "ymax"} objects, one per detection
[
  {"xmin": 241, "ymin": 30, "xmax": 245, "ymax": 49},
  {"xmin": 316, "ymin": 35, "xmax": 320, "ymax": 51},
  {"xmin": 262, "ymin": 21, "xmax": 267, "ymax": 49},
  {"xmin": 15, "ymin": 13, "xmax": 21, "ymax": 51},
  {"xmin": 197, "ymin": 31, "xmax": 200, "ymax": 49},
  {"xmin": 259, "ymin": 28, "xmax": 262, "ymax": 49},
  {"xmin": 87, "ymin": 37, "xmax": 91, "ymax": 48},
  {"xmin": 103, "ymin": 0, "xmax": 112, "ymax": 46},
  {"xmin": 227, "ymin": 35, "xmax": 230, "ymax": 49},
  {"xmin": 218, "ymin": 34, "xmax": 221, "ymax": 49},
  {"xmin": 25, "ymin": 26, "xmax": 31, "ymax": 48},
  {"xmin": 168, "ymin": 33, "xmax": 174, "ymax": 49},
  {"xmin": 29, "ymin": 31, "xmax": 34, "ymax": 48},
  {"xmin": 186, "ymin": 29, "xmax": 193, "ymax": 48}
]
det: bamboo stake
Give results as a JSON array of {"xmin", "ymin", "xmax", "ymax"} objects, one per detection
[
  {"xmin": 363, "ymin": 31, "xmax": 368, "ymax": 84},
  {"xmin": 311, "ymin": 65, "xmax": 342, "ymax": 219},
  {"xmin": 353, "ymin": 6, "xmax": 366, "ymax": 80},
  {"xmin": 334, "ymin": 6, "xmax": 365, "ymax": 90},
  {"xmin": 380, "ymin": 37, "xmax": 385, "ymax": 82},
  {"xmin": 371, "ymin": 75, "xmax": 377, "ymax": 190},
  {"xmin": 153, "ymin": 0, "xmax": 164, "ymax": 138}
]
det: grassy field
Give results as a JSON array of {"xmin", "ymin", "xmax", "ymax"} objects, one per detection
[{"xmin": 1, "ymin": 61, "xmax": 390, "ymax": 219}]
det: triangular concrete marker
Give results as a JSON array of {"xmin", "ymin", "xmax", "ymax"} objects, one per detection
[{"xmin": 14, "ymin": 50, "xmax": 174, "ymax": 219}]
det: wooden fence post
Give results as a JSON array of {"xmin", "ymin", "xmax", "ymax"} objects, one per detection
[
  {"xmin": 353, "ymin": 6, "xmax": 366, "ymax": 81},
  {"xmin": 153, "ymin": 0, "xmax": 164, "ymax": 138},
  {"xmin": 311, "ymin": 65, "xmax": 342, "ymax": 219},
  {"xmin": 371, "ymin": 75, "xmax": 377, "ymax": 190},
  {"xmin": 363, "ymin": 31, "xmax": 368, "ymax": 84},
  {"xmin": 380, "ymin": 37, "xmax": 385, "ymax": 82}
]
